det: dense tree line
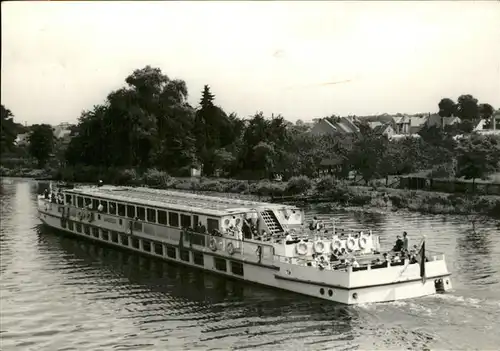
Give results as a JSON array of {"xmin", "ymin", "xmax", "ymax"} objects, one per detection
[{"xmin": 2, "ymin": 66, "xmax": 500, "ymax": 186}]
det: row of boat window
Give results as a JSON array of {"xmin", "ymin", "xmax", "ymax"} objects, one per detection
[
  {"xmin": 65, "ymin": 194, "xmax": 219, "ymax": 231},
  {"xmin": 63, "ymin": 219, "xmax": 243, "ymax": 275}
]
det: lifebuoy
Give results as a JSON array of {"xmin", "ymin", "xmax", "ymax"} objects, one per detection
[
  {"xmin": 314, "ymin": 240, "xmax": 325, "ymax": 254},
  {"xmin": 296, "ymin": 241, "xmax": 308, "ymax": 256},
  {"xmin": 331, "ymin": 239, "xmax": 342, "ymax": 251},
  {"xmin": 359, "ymin": 236, "xmax": 368, "ymax": 249},
  {"xmin": 346, "ymin": 237, "xmax": 356, "ymax": 251},
  {"xmin": 209, "ymin": 237, "xmax": 217, "ymax": 251},
  {"xmin": 227, "ymin": 242, "xmax": 235, "ymax": 255}
]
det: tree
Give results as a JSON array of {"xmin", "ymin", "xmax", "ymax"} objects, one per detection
[
  {"xmin": 479, "ymin": 103, "xmax": 494, "ymax": 120},
  {"xmin": 28, "ymin": 124, "xmax": 55, "ymax": 167},
  {"xmin": 1, "ymin": 105, "xmax": 17, "ymax": 153},
  {"xmin": 456, "ymin": 94, "xmax": 479, "ymax": 120},
  {"xmin": 456, "ymin": 134, "xmax": 500, "ymax": 188},
  {"xmin": 252, "ymin": 141, "xmax": 276, "ymax": 179},
  {"xmin": 348, "ymin": 132, "xmax": 389, "ymax": 184},
  {"xmin": 66, "ymin": 65, "xmax": 196, "ymax": 174},
  {"xmin": 438, "ymin": 98, "xmax": 457, "ymax": 117},
  {"xmin": 193, "ymin": 85, "xmax": 238, "ymax": 175}
]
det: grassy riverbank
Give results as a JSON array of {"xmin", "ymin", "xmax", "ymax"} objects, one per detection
[
  {"xmin": 2, "ymin": 166, "xmax": 499, "ymax": 218},
  {"xmin": 3, "ymin": 166, "xmax": 495, "ymax": 219}
]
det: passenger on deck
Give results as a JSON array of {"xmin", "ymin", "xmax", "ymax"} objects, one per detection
[
  {"xmin": 285, "ymin": 232, "xmax": 293, "ymax": 244},
  {"xmin": 381, "ymin": 253, "xmax": 389, "ymax": 267},
  {"xmin": 198, "ymin": 222, "xmax": 207, "ymax": 234},
  {"xmin": 309, "ymin": 216, "xmax": 319, "ymax": 230},
  {"xmin": 51, "ymin": 193, "xmax": 56, "ymax": 203},
  {"xmin": 393, "ymin": 235, "xmax": 404, "ymax": 252},
  {"xmin": 351, "ymin": 258, "xmax": 360, "ymax": 268},
  {"xmin": 317, "ymin": 255, "xmax": 327, "ymax": 269},
  {"xmin": 317, "ymin": 219, "xmax": 324, "ymax": 231},
  {"xmin": 410, "ymin": 252, "xmax": 418, "ymax": 264},
  {"xmin": 261, "ymin": 230, "xmax": 269, "ymax": 241},
  {"xmin": 44, "ymin": 189, "xmax": 49, "ymax": 199},
  {"xmin": 329, "ymin": 250, "xmax": 339, "ymax": 262},
  {"xmin": 242, "ymin": 218, "xmax": 252, "ymax": 239},
  {"xmin": 393, "ymin": 254, "xmax": 401, "ymax": 264},
  {"xmin": 403, "ymin": 232, "xmax": 409, "ymax": 251}
]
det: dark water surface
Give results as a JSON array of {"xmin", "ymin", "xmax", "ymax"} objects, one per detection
[{"xmin": 1, "ymin": 178, "xmax": 499, "ymax": 351}]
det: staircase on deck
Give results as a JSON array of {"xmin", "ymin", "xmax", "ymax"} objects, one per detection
[{"xmin": 260, "ymin": 210, "xmax": 284, "ymax": 235}]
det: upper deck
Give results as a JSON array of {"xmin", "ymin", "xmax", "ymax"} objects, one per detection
[{"xmin": 64, "ymin": 185, "xmax": 297, "ymax": 217}]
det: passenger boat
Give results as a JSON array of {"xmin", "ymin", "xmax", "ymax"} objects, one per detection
[{"xmin": 37, "ymin": 183, "xmax": 452, "ymax": 304}]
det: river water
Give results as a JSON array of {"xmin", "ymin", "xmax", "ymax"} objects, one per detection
[{"xmin": 1, "ymin": 178, "xmax": 499, "ymax": 351}]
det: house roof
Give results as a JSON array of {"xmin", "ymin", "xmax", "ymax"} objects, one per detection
[
  {"xmin": 373, "ymin": 124, "xmax": 392, "ymax": 135},
  {"xmin": 311, "ymin": 117, "xmax": 359, "ymax": 135},
  {"xmin": 367, "ymin": 121, "xmax": 382, "ymax": 129},
  {"xmin": 473, "ymin": 119, "xmax": 486, "ymax": 131},
  {"xmin": 331, "ymin": 117, "xmax": 359, "ymax": 133}
]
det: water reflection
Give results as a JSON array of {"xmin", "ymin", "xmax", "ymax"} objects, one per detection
[
  {"xmin": 35, "ymin": 225, "xmax": 357, "ymax": 347},
  {"xmin": 455, "ymin": 226, "xmax": 498, "ymax": 288}
]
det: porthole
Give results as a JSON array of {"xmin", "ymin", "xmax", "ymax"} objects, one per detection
[
  {"xmin": 320, "ymin": 288, "xmax": 325, "ymax": 295},
  {"xmin": 235, "ymin": 218, "xmax": 241, "ymax": 225},
  {"xmin": 328, "ymin": 289, "xmax": 333, "ymax": 297},
  {"xmin": 224, "ymin": 219, "xmax": 230, "ymax": 225},
  {"xmin": 352, "ymin": 292, "xmax": 358, "ymax": 299}
]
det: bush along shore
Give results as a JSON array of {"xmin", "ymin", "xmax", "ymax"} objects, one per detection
[{"xmin": 7, "ymin": 167, "xmax": 488, "ymax": 219}]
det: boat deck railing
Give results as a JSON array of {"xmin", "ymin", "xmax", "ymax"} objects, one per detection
[
  {"xmin": 181, "ymin": 229, "xmax": 445, "ymax": 271},
  {"xmin": 273, "ymin": 249, "xmax": 446, "ymax": 272}
]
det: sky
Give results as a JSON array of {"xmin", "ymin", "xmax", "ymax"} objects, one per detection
[{"xmin": 2, "ymin": 1, "xmax": 500, "ymax": 125}]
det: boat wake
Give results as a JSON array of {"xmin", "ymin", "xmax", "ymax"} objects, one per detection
[{"xmin": 428, "ymin": 293, "xmax": 500, "ymax": 308}]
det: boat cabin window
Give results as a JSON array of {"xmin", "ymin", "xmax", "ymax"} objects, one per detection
[
  {"xmin": 100, "ymin": 200, "xmax": 108, "ymax": 213},
  {"xmin": 147, "ymin": 208, "xmax": 156, "ymax": 223},
  {"xmin": 169, "ymin": 212, "xmax": 179, "ymax": 227},
  {"xmin": 92, "ymin": 199, "xmax": 99, "ymax": 210},
  {"xmin": 207, "ymin": 218, "xmax": 219, "ymax": 233},
  {"xmin": 157, "ymin": 210, "xmax": 167, "ymax": 225},
  {"xmin": 65, "ymin": 194, "xmax": 72, "ymax": 204},
  {"xmin": 127, "ymin": 205, "xmax": 135, "ymax": 219},
  {"xmin": 108, "ymin": 202, "xmax": 117, "ymax": 215},
  {"xmin": 77, "ymin": 196, "xmax": 84, "ymax": 208},
  {"xmin": 180, "ymin": 214, "xmax": 191, "ymax": 228},
  {"xmin": 85, "ymin": 198, "xmax": 91, "ymax": 208},
  {"xmin": 136, "ymin": 206, "xmax": 146, "ymax": 221},
  {"xmin": 118, "ymin": 203, "xmax": 126, "ymax": 216}
]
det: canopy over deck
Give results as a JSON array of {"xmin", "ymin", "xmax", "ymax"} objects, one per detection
[{"xmin": 64, "ymin": 185, "xmax": 298, "ymax": 217}]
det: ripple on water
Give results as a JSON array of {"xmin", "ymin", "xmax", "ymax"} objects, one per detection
[{"xmin": 1, "ymin": 179, "xmax": 499, "ymax": 350}]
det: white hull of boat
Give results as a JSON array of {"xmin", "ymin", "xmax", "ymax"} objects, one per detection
[{"xmin": 38, "ymin": 208, "xmax": 452, "ymax": 305}]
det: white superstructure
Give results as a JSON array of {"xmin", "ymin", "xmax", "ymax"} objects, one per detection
[{"xmin": 37, "ymin": 184, "xmax": 452, "ymax": 304}]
